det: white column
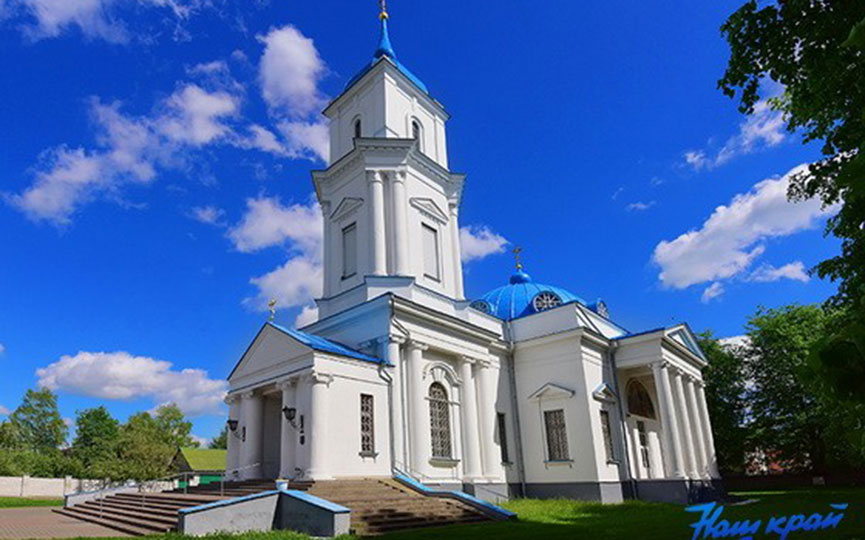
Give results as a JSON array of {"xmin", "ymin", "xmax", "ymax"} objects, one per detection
[
  {"xmin": 368, "ymin": 170, "xmax": 387, "ymax": 276},
  {"xmin": 307, "ymin": 371, "xmax": 333, "ymax": 480},
  {"xmin": 672, "ymin": 369, "xmax": 698, "ymax": 478},
  {"xmin": 458, "ymin": 357, "xmax": 482, "ymax": 479},
  {"xmin": 278, "ymin": 378, "xmax": 297, "ymax": 479},
  {"xmin": 407, "ymin": 341, "xmax": 429, "ymax": 474},
  {"xmin": 386, "ymin": 337, "xmax": 407, "ymax": 469},
  {"xmin": 225, "ymin": 395, "xmax": 241, "ymax": 477},
  {"xmin": 320, "ymin": 201, "xmax": 332, "ymax": 297},
  {"xmin": 240, "ymin": 391, "xmax": 263, "ymax": 479},
  {"xmin": 392, "ymin": 170, "xmax": 410, "ymax": 276},
  {"xmin": 477, "ymin": 359, "xmax": 504, "ymax": 480},
  {"xmin": 630, "ymin": 424, "xmax": 645, "ymax": 479},
  {"xmin": 651, "ymin": 362, "xmax": 685, "ymax": 478},
  {"xmin": 448, "ymin": 201, "xmax": 465, "ymax": 299},
  {"xmin": 695, "ymin": 382, "xmax": 720, "ymax": 478},
  {"xmin": 685, "ymin": 377, "xmax": 709, "ymax": 478}
]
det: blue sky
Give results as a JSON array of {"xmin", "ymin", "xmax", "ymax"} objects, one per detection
[{"xmin": 0, "ymin": 0, "xmax": 838, "ymax": 442}]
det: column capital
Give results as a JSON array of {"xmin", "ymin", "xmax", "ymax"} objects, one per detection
[
  {"xmin": 448, "ymin": 200, "xmax": 460, "ymax": 216},
  {"xmin": 406, "ymin": 340, "xmax": 429, "ymax": 352},
  {"xmin": 366, "ymin": 169, "xmax": 384, "ymax": 184},
  {"xmin": 241, "ymin": 390, "xmax": 257, "ymax": 400},
  {"xmin": 277, "ymin": 377, "xmax": 298, "ymax": 391},
  {"xmin": 225, "ymin": 394, "xmax": 240, "ymax": 406},
  {"xmin": 650, "ymin": 360, "xmax": 669, "ymax": 372},
  {"xmin": 457, "ymin": 355, "xmax": 477, "ymax": 365},
  {"xmin": 319, "ymin": 200, "xmax": 332, "ymax": 213},
  {"xmin": 478, "ymin": 357, "xmax": 495, "ymax": 369},
  {"xmin": 394, "ymin": 168, "xmax": 407, "ymax": 183},
  {"xmin": 387, "ymin": 334, "xmax": 407, "ymax": 345}
]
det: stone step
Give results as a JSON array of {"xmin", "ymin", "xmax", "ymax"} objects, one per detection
[
  {"xmin": 54, "ymin": 505, "xmax": 172, "ymax": 534},
  {"xmin": 90, "ymin": 499, "xmax": 179, "ymax": 517},
  {"xmin": 113, "ymin": 492, "xmax": 224, "ymax": 505},
  {"xmin": 79, "ymin": 502, "xmax": 177, "ymax": 526},
  {"xmin": 52, "ymin": 508, "xmax": 155, "ymax": 537}
]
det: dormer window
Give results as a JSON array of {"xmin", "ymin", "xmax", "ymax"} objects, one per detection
[
  {"xmin": 470, "ymin": 300, "xmax": 491, "ymax": 314},
  {"xmin": 411, "ymin": 119, "xmax": 423, "ymax": 152},
  {"xmin": 532, "ymin": 291, "xmax": 562, "ymax": 312},
  {"xmin": 354, "ymin": 118, "xmax": 362, "ymax": 139}
]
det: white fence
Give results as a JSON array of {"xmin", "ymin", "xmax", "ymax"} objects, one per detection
[{"xmin": 0, "ymin": 476, "xmax": 106, "ymax": 498}]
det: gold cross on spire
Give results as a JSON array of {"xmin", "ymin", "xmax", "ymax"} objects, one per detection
[
  {"xmin": 267, "ymin": 299, "xmax": 277, "ymax": 321},
  {"xmin": 513, "ymin": 246, "xmax": 523, "ymax": 271},
  {"xmin": 379, "ymin": 0, "xmax": 389, "ymax": 20}
]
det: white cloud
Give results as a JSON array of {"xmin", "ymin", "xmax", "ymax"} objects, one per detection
[
  {"xmin": 276, "ymin": 120, "xmax": 329, "ymax": 163},
  {"xmin": 0, "ymin": 343, "xmax": 7, "ymax": 355},
  {"xmin": 9, "ymin": 85, "xmax": 239, "ymax": 225},
  {"xmin": 36, "ymin": 350, "xmax": 227, "ymax": 416},
  {"xmin": 748, "ymin": 261, "xmax": 810, "ymax": 283},
  {"xmin": 611, "ymin": 187, "xmax": 624, "ymax": 200},
  {"xmin": 229, "ymin": 196, "xmax": 324, "ymax": 327},
  {"xmin": 190, "ymin": 434, "xmax": 210, "ymax": 447},
  {"xmin": 652, "ymin": 164, "xmax": 834, "ymax": 290},
  {"xmin": 227, "ymin": 196, "xmax": 321, "ymax": 254},
  {"xmin": 685, "ymin": 100, "xmax": 787, "ymax": 171},
  {"xmin": 701, "ymin": 282, "xmax": 725, "ymax": 303},
  {"xmin": 719, "ymin": 335, "xmax": 750, "ymax": 349},
  {"xmin": 258, "ymin": 25, "xmax": 327, "ymax": 117},
  {"xmin": 6, "ymin": 0, "xmax": 204, "ymax": 43},
  {"xmin": 627, "ymin": 201, "xmax": 656, "ymax": 212},
  {"xmin": 0, "ymin": 405, "xmax": 10, "ymax": 416},
  {"xmin": 460, "ymin": 226, "xmax": 508, "ymax": 263},
  {"xmin": 189, "ymin": 205, "xmax": 225, "ymax": 226}
]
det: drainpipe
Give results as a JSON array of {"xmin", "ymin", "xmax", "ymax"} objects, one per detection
[
  {"xmin": 609, "ymin": 341, "xmax": 638, "ymax": 500},
  {"xmin": 505, "ymin": 320, "xmax": 528, "ymax": 497},
  {"xmin": 379, "ymin": 296, "xmax": 397, "ymax": 474}
]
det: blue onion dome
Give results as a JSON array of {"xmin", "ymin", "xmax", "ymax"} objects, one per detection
[{"xmin": 470, "ymin": 267, "xmax": 587, "ymax": 320}]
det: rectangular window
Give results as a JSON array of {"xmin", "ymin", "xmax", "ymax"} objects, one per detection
[
  {"xmin": 544, "ymin": 409, "xmax": 570, "ymax": 461},
  {"xmin": 497, "ymin": 413, "xmax": 510, "ymax": 464},
  {"xmin": 342, "ymin": 223, "xmax": 357, "ymax": 278},
  {"xmin": 600, "ymin": 410, "xmax": 615, "ymax": 462},
  {"xmin": 422, "ymin": 224, "xmax": 440, "ymax": 281},
  {"xmin": 360, "ymin": 394, "xmax": 374, "ymax": 455}
]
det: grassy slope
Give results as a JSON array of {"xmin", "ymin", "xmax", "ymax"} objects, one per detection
[{"xmin": 0, "ymin": 496, "xmax": 64, "ymax": 508}]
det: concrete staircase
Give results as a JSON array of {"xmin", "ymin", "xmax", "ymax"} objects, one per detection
[
  {"xmin": 307, "ymin": 478, "xmax": 491, "ymax": 536},
  {"xmin": 54, "ymin": 478, "xmax": 492, "ymax": 536}
]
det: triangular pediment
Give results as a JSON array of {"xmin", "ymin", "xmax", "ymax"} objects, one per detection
[
  {"xmin": 228, "ymin": 324, "xmax": 313, "ymax": 383},
  {"xmin": 528, "ymin": 382, "xmax": 575, "ymax": 402},
  {"xmin": 665, "ymin": 324, "xmax": 707, "ymax": 362},
  {"xmin": 330, "ymin": 197, "xmax": 364, "ymax": 222},
  {"xmin": 410, "ymin": 197, "xmax": 448, "ymax": 224},
  {"xmin": 592, "ymin": 382, "xmax": 618, "ymax": 403}
]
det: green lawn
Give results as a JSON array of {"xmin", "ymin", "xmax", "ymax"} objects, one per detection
[
  {"xmin": 19, "ymin": 488, "xmax": 865, "ymax": 539},
  {"xmin": 0, "ymin": 496, "xmax": 64, "ymax": 508}
]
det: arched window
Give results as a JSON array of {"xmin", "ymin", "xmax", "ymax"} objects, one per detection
[
  {"xmin": 428, "ymin": 383, "xmax": 452, "ymax": 458},
  {"xmin": 412, "ymin": 120, "xmax": 421, "ymax": 140},
  {"xmin": 627, "ymin": 380, "xmax": 656, "ymax": 419},
  {"xmin": 354, "ymin": 118, "xmax": 362, "ymax": 139}
]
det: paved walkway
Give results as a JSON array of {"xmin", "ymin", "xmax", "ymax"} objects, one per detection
[{"xmin": 0, "ymin": 507, "xmax": 129, "ymax": 539}]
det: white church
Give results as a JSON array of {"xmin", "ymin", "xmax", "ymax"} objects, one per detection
[{"xmin": 224, "ymin": 7, "xmax": 722, "ymax": 505}]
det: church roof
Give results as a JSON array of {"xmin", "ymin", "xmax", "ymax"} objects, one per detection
[
  {"xmin": 342, "ymin": 12, "xmax": 429, "ymax": 97},
  {"xmin": 470, "ymin": 268, "xmax": 588, "ymax": 321},
  {"xmin": 267, "ymin": 322, "xmax": 385, "ymax": 365}
]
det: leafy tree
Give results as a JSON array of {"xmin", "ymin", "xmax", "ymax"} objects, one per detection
[
  {"xmin": 154, "ymin": 403, "xmax": 197, "ymax": 448},
  {"xmin": 209, "ymin": 426, "xmax": 228, "ymax": 450},
  {"xmin": 719, "ymin": 1, "xmax": 865, "ymax": 400},
  {"xmin": 115, "ymin": 412, "xmax": 175, "ymax": 480},
  {"xmin": 8, "ymin": 388, "xmax": 67, "ymax": 452},
  {"xmin": 0, "ymin": 420, "xmax": 22, "ymax": 450},
  {"xmin": 697, "ymin": 332, "xmax": 749, "ymax": 475},
  {"xmin": 744, "ymin": 304, "xmax": 864, "ymax": 473},
  {"xmin": 72, "ymin": 407, "xmax": 120, "ymax": 470}
]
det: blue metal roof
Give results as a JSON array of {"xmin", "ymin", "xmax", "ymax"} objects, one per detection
[
  {"xmin": 471, "ymin": 269, "xmax": 588, "ymax": 321},
  {"xmin": 343, "ymin": 16, "xmax": 429, "ymax": 95},
  {"xmin": 267, "ymin": 322, "xmax": 386, "ymax": 365}
]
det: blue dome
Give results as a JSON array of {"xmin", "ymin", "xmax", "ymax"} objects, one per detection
[
  {"xmin": 470, "ymin": 269, "xmax": 587, "ymax": 320},
  {"xmin": 343, "ymin": 16, "xmax": 429, "ymax": 95}
]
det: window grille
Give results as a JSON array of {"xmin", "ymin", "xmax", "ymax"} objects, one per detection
[
  {"xmin": 544, "ymin": 409, "xmax": 569, "ymax": 461},
  {"xmin": 429, "ymin": 383, "xmax": 452, "ymax": 458},
  {"xmin": 360, "ymin": 394, "xmax": 374, "ymax": 454}
]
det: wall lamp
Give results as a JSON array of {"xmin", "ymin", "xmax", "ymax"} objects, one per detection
[{"xmin": 282, "ymin": 406, "xmax": 298, "ymax": 428}]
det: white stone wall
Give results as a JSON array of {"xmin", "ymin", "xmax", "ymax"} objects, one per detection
[{"xmin": 0, "ymin": 476, "xmax": 104, "ymax": 497}]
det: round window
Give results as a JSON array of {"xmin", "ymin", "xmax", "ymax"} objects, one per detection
[
  {"xmin": 532, "ymin": 291, "xmax": 562, "ymax": 312},
  {"xmin": 470, "ymin": 300, "xmax": 491, "ymax": 314}
]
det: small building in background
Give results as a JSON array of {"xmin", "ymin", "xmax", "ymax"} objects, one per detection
[{"xmin": 171, "ymin": 448, "xmax": 226, "ymax": 487}]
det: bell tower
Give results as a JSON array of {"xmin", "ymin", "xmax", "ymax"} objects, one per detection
[{"xmin": 312, "ymin": 3, "xmax": 466, "ymax": 319}]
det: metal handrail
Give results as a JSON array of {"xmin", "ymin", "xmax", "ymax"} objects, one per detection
[{"xmin": 216, "ymin": 462, "xmax": 262, "ymax": 497}]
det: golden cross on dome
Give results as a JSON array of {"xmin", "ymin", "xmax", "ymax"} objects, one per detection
[
  {"xmin": 513, "ymin": 246, "xmax": 523, "ymax": 271},
  {"xmin": 379, "ymin": 0, "xmax": 389, "ymax": 20},
  {"xmin": 268, "ymin": 299, "xmax": 277, "ymax": 321}
]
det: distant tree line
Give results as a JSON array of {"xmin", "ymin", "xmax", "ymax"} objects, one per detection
[
  {"xmin": 0, "ymin": 393, "xmax": 227, "ymax": 481},
  {"xmin": 699, "ymin": 304, "xmax": 865, "ymax": 477}
]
